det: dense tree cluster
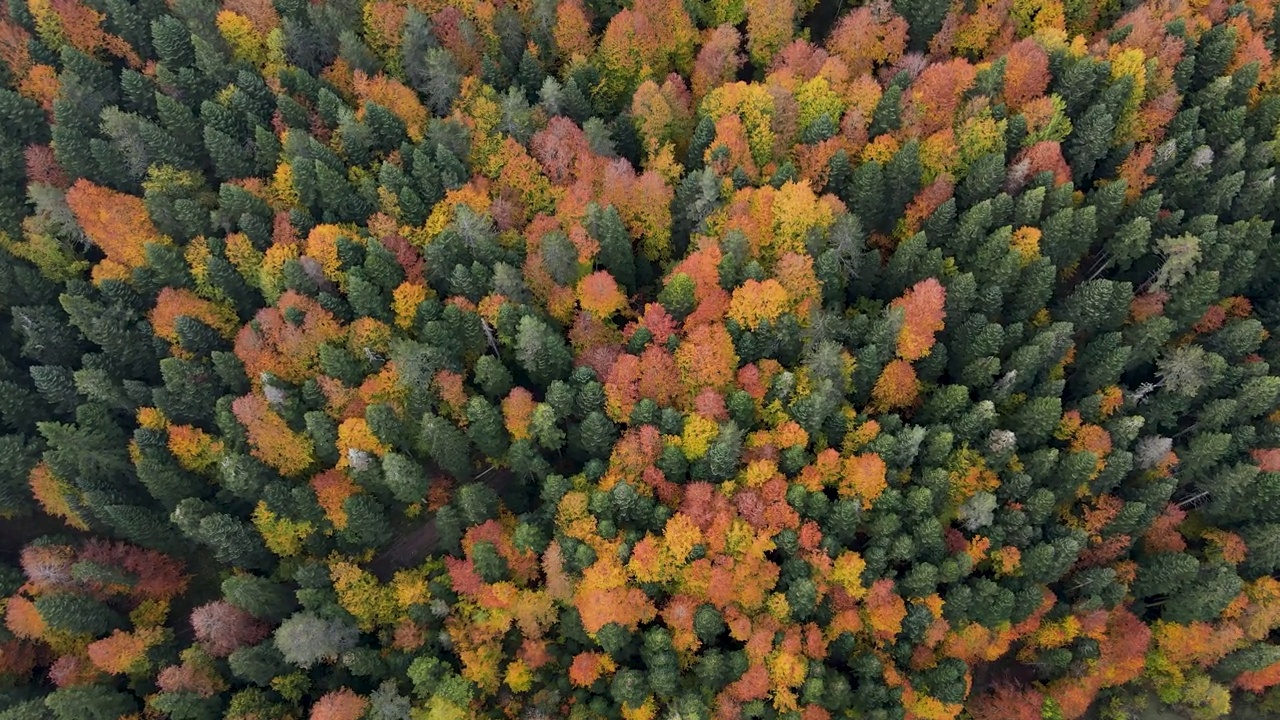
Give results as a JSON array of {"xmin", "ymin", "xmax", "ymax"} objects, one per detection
[{"xmin": 1, "ymin": 0, "xmax": 1280, "ymax": 718}]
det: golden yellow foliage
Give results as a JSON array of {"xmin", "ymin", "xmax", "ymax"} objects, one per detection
[{"xmin": 728, "ymin": 278, "xmax": 789, "ymax": 329}]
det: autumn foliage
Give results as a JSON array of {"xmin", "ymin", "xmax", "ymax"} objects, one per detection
[{"xmin": 2, "ymin": 0, "xmax": 1279, "ymax": 719}]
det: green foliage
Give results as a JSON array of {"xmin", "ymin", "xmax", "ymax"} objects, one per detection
[{"xmin": 0, "ymin": 4, "xmax": 1277, "ymax": 720}]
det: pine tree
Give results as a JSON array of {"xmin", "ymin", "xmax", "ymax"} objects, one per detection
[
  {"xmin": 273, "ymin": 612, "xmax": 359, "ymax": 669},
  {"xmin": 516, "ymin": 315, "xmax": 572, "ymax": 388},
  {"xmin": 222, "ymin": 574, "xmax": 297, "ymax": 622},
  {"xmin": 419, "ymin": 411, "xmax": 472, "ymax": 481},
  {"xmin": 44, "ymin": 686, "xmax": 138, "ymax": 720}
]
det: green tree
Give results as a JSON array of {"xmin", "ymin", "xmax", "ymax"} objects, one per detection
[
  {"xmin": 44, "ymin": 687, "xmax": 137, "ymax": 720},
  {"xmin": 516, "ymin": 315, "xmax": 572, "ymax": 388}
]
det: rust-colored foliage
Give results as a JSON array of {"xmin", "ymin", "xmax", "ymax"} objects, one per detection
[
  {"xmin": 433, "ymin": 370, "xmax": 469, "ymax": 421},
  {"xmin": 86, "ymin": 627, "xmax": 162, "ymax": 675},
  {"xmin": 1001, "ymin": 39, "xmax": 1051, "ymax": 111},
  {"xmin": 4, "ymin": 596, "xmax": 46, "ymax": 640},
  {"xmin": 310, "ymin": 689, "xmax": 369, "ymax": 720},
  {"xmin": 314, "ymin": 468, "xmax": 363, "ymax": 529},
  {"xmin": 1095, "ymin": 608, "xmax": 1151, "ymax": 687},
  {"xmin": 1143, "ymin": 503, "xmax": 1188, "ymax": 553},
  {"xmin": 825, "ymin": 1, "xmax": 908, "ymax": 76},
  {"xmin": 574, "ymin": 556, "xmax": 659, "ymax": 634},
  {"xmin": 905, "ymin": 58, "xmax": 977, "ymax": 136},
  {"xmin": 1201, "ymin": 529, "xmax": 1247, "ymax": 565},
  {"xmin": 0, "ymin": 639, "xmax": 39, "ymax": 678},
  {"xmin": 968, "ymin": 682, "xmax": 1043, "ymax": 720},
  {"xmin": 675, "ymin": 322, "xmax": 740, "ymax": 402},
  {"xmin": 900, "ymin": 177, "xmax": 955, "ymax": 238},
  {"xmin": 0, "ymin": 19, "xmax": 31, "ymax": 77},
  {"xmin": 150, "ymin": 288, "xmax": 240, "ymax": 351},
  {"xmin": 578, "ymin": 270, "xmax": 627, "ymax": 318},
  {"xmin": 37, "ymin": 0, "xmax": 141, "ymax": 67},
  {"xmin": 224, "ymin": 0, "xmax": 279, "ymax": 34},
  {"xmin": 354, "ymin": 71, "xmax": 428, "ymax": 141},
  {"xmin": 65, "ymin": 179, "xmax": 168, "ymax": 282},
  {"xmin": 667, "ymin": 245, "xmax": 730, "ymax": 325},
  {"xmin": 1238, "ymin": 660, "xmax": 1280, "ymax": 693},
  {"xmin": 863, "ymin": 579, "xmax": 907, "ymax": 644},
  {"xmin": 839, "ymin": 453, "xmax": 887, "ymax": 509},
  {"xmin": 891, "ymin": 278, "xmax": 947, "ymax": 361},
  {"xmin": 569, "ymin": 651, "xmax": 616, "ymax": 687},
  {"xmin": 531, "ymin": 116, "xmax": 594, "ymax": 186},
  {"xmin": 19, "ymin": 63, "xmax": 59, "ymax": 112},
  {"xmin": 234, "ymin": 291, "xmax": 344, "ymax": 386},
  {"xmin": 503, "ymin": 387, "xmax": 536, "ymax": 441},
  {"xmin": 1252, "ymin": 448, "xmax": 1280, "ymax": 472},
  {"xmin": 871, "ymin": 359, "xmax": 919, "ymax": 411},
  {"xmin": 76, "ymin": 540, "xmax": 190, "ymax": 602},
  {"xmin": 554, "ymin": 0, "xmax": 595, "ymax": 60},
  {"xmin": 231, "ymin": 394, "xmax": 316, "ymax": 477},
  {"xmin": 1013, "ymin": 141, "xmax": 1072, "ymax": 187},
  {"xmin": 157, "ymin": 651, "xmax": 229, "ymax": 697}
]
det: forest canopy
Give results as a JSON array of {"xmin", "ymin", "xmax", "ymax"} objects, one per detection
[{"xmin": 1, "ymin": 0, "xmax": 1280, "ymax": 719}]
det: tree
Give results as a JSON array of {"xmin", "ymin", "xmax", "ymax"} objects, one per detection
[
  {"xmin": 578, "ymin": 271, "xmax": 627, "ymax": 318},
  {"xmin": 34, "ymin": 592, "xmax": 123, "ymax": 637},
  {"xmin": 44, "ymin": 686, "xmax": 138, "ymax": 720},
  {"xmin": 891, "ymin": 278, "xmax": 946, "ymax": 361},
  {"xmin": 381, "ymin": 452, "xmax": 430, "ymax": 503},
  {"xmin": 692, "ymin": 25, "xmax": 744, "ymax": 102},
  {"xmin": 892, "ymin": 0, "xmax": 950, "ymax": 49},
  {"xmin": 1002, "ymin": 39, "xmax": 1051, "ymax": 111},
  {"xmin": 674, "ymin": 322, "xmax": 738, "ymax": 403},
  {"xmin": 744, "ymin": 0, "xmax": 794, "ymax": 69},
  {"xmin": 222, "ymin": 574, "xmax": 296, "ymax": 622},
  {"xmin": 906, "ymin": 58, "xmax": 977, "ymax": 137},
  {"xmin": 588, "ymin": 204, "xmax": 637, "ymax": 293},
  {"xmin": 516, "ymin": 315, "xmax": 573, "ymax": 388},
  {"xmin": 274, "ymin": 613, "xmax": 359, "ymax": 669},
  {"xmin": 87, "ymin": 627, "xmax": 163, "ymax": 674},
  {"xmin": 310, "ymin": 689, "xmax": 368, "ymax": 720},
  {"xmin": 872, "ymin": 359, "xmax": 919, "ymax": 411},
  {"xmin": 191, "ymin": 601, "xmax": 271, "ymax": 657},
  {"xmin": 420, "ymin": 412, "xmax": 472, "ymax": 482},
  {"xmin": 968, "ymin": 682, "xmax": 1044, "ymax": 720},
  {"xmin": 65, "ymin": 179, "xmax": 169, "ymax": 281},
  {"xmin": 826, "ymin": 2, "xmax": 908, "ymax": 76},
  {"xmin": 231, "ymin": 394, "xmax": 315, "ymax": 477}
]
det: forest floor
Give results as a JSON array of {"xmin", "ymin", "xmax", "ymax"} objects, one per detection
[{"xmin": 369, "ymin": 465, "xmax": 516, "ymax": 581}]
